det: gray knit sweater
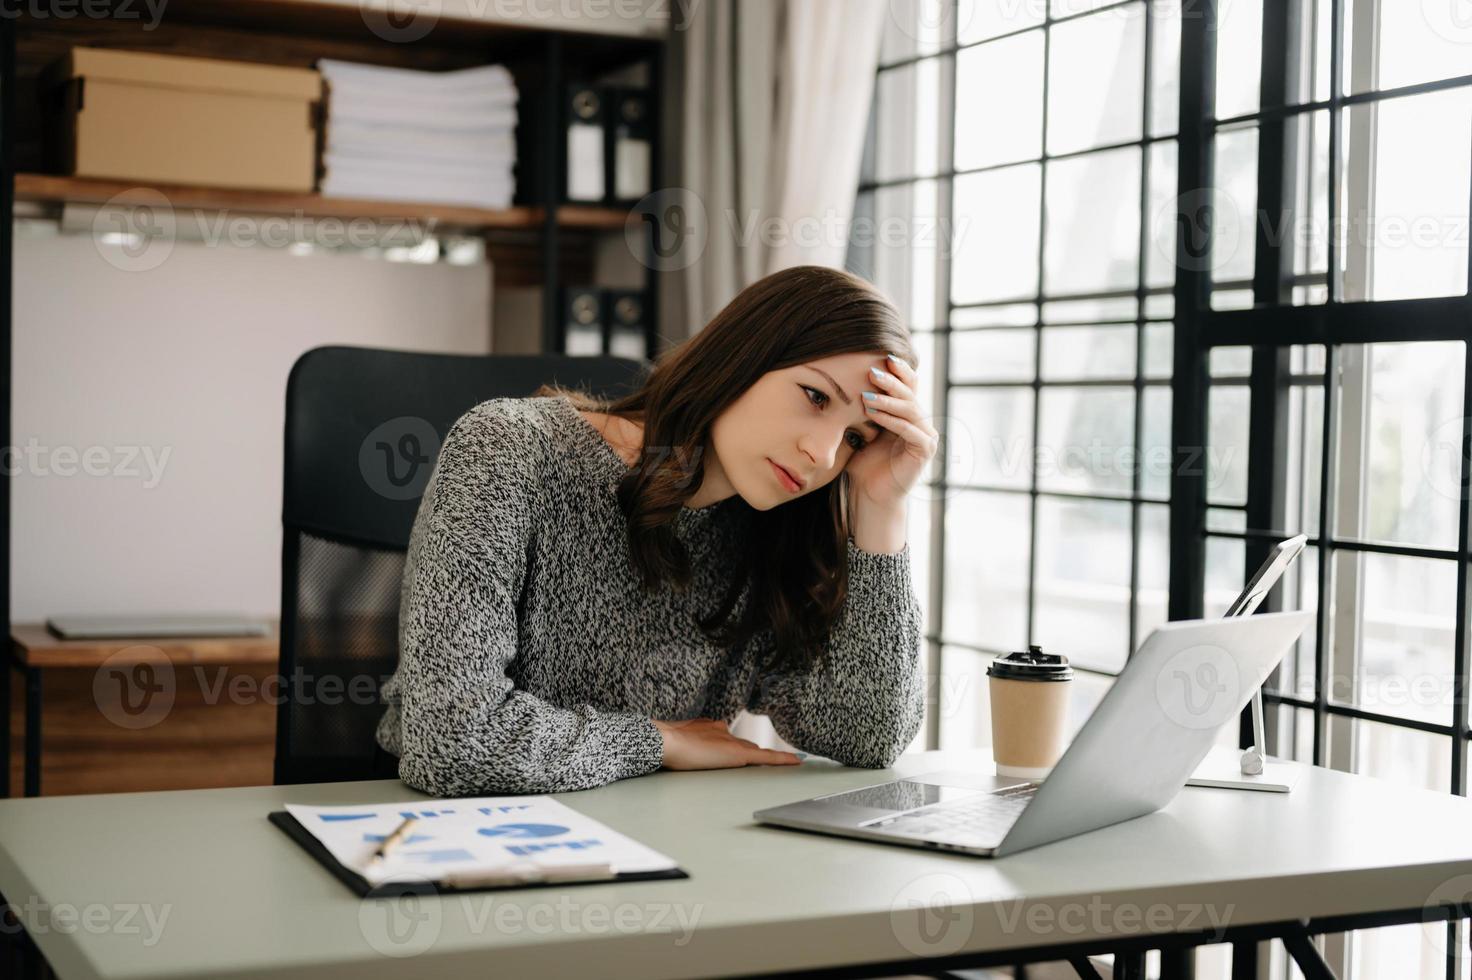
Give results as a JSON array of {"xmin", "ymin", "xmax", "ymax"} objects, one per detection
[{"xmin": 375, "ymin": 394, "xmax": 925, "ymax": 796}]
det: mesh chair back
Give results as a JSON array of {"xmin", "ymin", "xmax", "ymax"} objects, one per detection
[{"xmin": 276, "ymin": 345, "xmax": 648, "ymax": 784}]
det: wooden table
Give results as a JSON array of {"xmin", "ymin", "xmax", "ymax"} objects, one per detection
[{"xmin": 5, "ymin": 623, "xmax": 279, "ymax": 797}]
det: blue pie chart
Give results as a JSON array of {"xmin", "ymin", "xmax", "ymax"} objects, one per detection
[{"xmin": 477, "ymin": 823, "xmax": 569, "ymax": 839}]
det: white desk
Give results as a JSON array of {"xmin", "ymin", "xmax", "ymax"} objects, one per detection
[{"xmin": 1, "ymin": 747, "xmax": 1470, "ymax": 979}]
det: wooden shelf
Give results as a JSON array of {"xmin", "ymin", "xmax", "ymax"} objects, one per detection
[{"xmin": 13, "ymin": 173, "xmax": 633, "ymax": 233}]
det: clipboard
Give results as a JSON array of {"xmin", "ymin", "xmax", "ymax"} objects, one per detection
[{"xmin": 269, "ymin": 811, "xmax": 690, "ymax": 898}]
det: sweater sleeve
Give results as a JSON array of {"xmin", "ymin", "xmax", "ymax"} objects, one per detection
[
  {"xmin": 745, "ymin": 537, "xmax": 926, "ymax": 768},
  {"xmin": 390, "ymin": 402, "xmax": 666, "ymax": 796}
]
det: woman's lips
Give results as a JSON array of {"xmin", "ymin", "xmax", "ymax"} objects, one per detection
[{"xmin": 769, "ymin": 459, "xmax": 802, "ymax": 493}]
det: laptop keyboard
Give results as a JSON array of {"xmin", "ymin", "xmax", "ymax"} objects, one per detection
[{"xmin": 864, "ymin": 781, "xmax": 1040, "ymax": 846}]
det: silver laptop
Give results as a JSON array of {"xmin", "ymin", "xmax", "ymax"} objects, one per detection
[
  {"xmin": 46, "ymin": 614, "xmax": 271, "ymax": 640},
  {"xmin": 754, "ymin": 565, "xmax": 1312, "ymax": 858}
]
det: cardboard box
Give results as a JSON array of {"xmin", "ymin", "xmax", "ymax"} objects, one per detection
[{"xmin": 46, "ymin": 48, "xmax": 321, "ymax": 193}]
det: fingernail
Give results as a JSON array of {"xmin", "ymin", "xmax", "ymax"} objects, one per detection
[
  {"xmin": 863, "ymin": 390, "xmax": 877, "ymax": 401},
  {"xmin": 887, "ymin": 353, "xmax": 903, "ymax": 367},
  {"xmin": 870, "ymin": 366, "xmax": 891, "ymax": 381}
]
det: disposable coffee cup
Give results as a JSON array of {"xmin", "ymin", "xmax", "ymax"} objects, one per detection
[{"xmin": 987, "ymin": 644, "xmax": 1073, "ymax": 779}]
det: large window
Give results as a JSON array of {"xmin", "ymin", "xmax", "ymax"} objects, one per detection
[
  {"xmin": 850, "ymin": 0, "xmax": 1188, "ymax": 763},
  {"xmin": 853, "ymin": 1, "xmax": 1472, "ymax": 978}
]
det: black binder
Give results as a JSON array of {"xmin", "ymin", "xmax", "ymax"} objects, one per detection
[
  {"xmin": 564, "ymin": 83, "xmax": 606, "ymax": 203},
  {"xmin": 559, "ymin": 285, "xmax": 607, "ymax": 355},
  {"xmin": 562, "ymin": 83, "xmax": 653, "ymax": 206},
  {"xmin": 605, "ymin": 288, "xmax": 649, "ymax": 360},
  {"xmin": 269, "ymin": 810, "xmax": 690, "ymax": 898},
  {"xmin": 607, "ymin": 85, "xmax": 652, "ymax": 204}
]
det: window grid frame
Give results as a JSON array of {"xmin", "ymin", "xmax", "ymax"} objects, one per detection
[
  {"xmin": 1189, "ymin": 0, "xmax": 1472, "ymax": 781},
  {"xmin": 867, "ymin": 0, "xmax": 1472, "ymax": 974},
  {"xmin": 1179, "ymin": 0, "xmax": 1472, "ymax": 972},
  {"xmin": 867, "ymin": 0, "xmax": 1176, "ymax": 714}
]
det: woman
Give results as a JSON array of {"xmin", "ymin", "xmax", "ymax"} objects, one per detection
[{"xmin": 375, "ymin": 265, "xmax": 938, "ymax": 796}]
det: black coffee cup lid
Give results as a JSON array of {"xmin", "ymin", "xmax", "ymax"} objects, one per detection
[{"xmin": 987, "ymin": 644, "xmax": 1073, "ymax": 681}]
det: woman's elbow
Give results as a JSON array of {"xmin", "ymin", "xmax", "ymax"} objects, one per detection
[{"xmin": 399, "ymin": 739, "xmax": 608, "ymax": 797}]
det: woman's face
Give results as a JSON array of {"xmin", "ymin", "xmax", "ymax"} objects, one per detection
[{"xmin": 708, "ymin": 351, "xmax": 892, "ymax": 511}]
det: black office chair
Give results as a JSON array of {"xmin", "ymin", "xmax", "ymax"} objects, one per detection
[{"xmin": 275, "ymin": 345, "xmax": 649, "ymax": 785}]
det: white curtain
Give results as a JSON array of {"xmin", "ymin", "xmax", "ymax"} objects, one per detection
[
  {"xmin": 669, "ymin": 0, "xmax": 890, "ymax": 752},
  {"xmin": 673, "ymin": 0, "xmax": 888, "ymax": 330}
]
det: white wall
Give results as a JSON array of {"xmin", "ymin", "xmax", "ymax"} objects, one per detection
[{"xmin": 11, "ymin": 223, "xmax": 493, "ymax": 623}]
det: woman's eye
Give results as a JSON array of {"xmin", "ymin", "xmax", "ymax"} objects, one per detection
[{"xmin": 803, "ymin": 385, "xmax": 865, "ymax": 452}]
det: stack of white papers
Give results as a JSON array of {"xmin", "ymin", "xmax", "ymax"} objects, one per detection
[
  {"xmin": 284, "ymin": 796, "xmax": 679, "ymax": 886},
  {"xmin": 318, "ymin": 59, "xmax": 518, "ymax": 210}
]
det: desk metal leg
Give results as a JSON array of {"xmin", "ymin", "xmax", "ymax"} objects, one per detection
[
  {"xmin": 1231, "ymin": 940, "xmax": 1259, "ymax": 980},
  {"xmin": 1281, "ymin": 928, "xmax": 1337, "ymax": 980},
  {"xmin": 23, "ymin": 668, "xmax": 39, "ymax": 797},
  {"xmin": 1115, "ymin": 951, "xmax": 1146, "ymax": 979},
  {"xmin": 2, "ymin": 885, "xmax": 50, "ymax": 980},
  {"xmin": 1159, "ymin": 947, "xmax": 1195, "ymax": 979},
  {"xmin": 1067, "ymin": 956, "xmax": 1103, "ymax": 979},
  {"xmin": 1, "ymin": 659, "xmax": 10, "ymax": 799}
]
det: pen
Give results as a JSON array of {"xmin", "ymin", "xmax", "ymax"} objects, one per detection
[
  {"xmin": 367, "ymin": 816, "xmax": 418, "ymax": 868},
  {"xmin": 442, "ymin": 860, "xmax": 616, "ymax": 889}
]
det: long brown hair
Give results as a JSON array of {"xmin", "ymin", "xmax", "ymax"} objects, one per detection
[{"xmin": 535, "ymin": 265, "xmax": 917, "ymax": 675}]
